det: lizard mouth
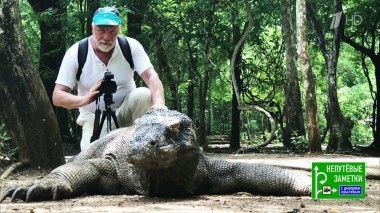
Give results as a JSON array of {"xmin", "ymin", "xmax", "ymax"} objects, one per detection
[{"xmin": 126, "ymin": 145, "xmax": 200, "ymax": 169}]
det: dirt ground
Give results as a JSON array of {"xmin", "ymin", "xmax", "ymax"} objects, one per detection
[{"xmin": 0, "ymin": 146, "xmax": 379, "ymax": 213}]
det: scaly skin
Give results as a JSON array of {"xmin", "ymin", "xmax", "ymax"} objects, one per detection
[{"xmin": 0, "ymin": 109, "xmax": 310, "ymax": 203}]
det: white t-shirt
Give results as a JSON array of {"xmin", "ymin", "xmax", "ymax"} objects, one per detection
[{"xmin": 56, "ymin": 36, "xmax": 153, "ymax": 113}]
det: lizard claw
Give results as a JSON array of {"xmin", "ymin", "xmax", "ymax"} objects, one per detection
[
  {"xmin": 0, "ymin": 185, "xmax": 30, "ymax": 203},
  {"xmin": 0, "ymin": 186, "xmax": 17, "ymax": 203},
  {"xmin": 1, "ymin": 184, "xmax": 54, "ymax": 203},
  {"xmin": 11, "ymin": 186, "xmax": 29, "ymax": 202},
  {"xmin": 1, "ymin": 177, "xmax": 73, "ymax": 203},
  {"xmin": 25, "ymin": 184, "xmax": 53, "ymax": 202}
]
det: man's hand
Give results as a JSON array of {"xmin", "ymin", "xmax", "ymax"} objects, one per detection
[
  {"xmin": 53, "ymin": 80, "xmax": 102, "ymax": 109},
  {"xmin": 151, "ymin": 103, "xmax": 168, "ymax": 110},
  {"xmin": 140, "ymin": 68, "xmax": 166, "ymax": 110},
  {"xmin": 85, "ymin": 80, "xmax": 102, "ymax": 104}
]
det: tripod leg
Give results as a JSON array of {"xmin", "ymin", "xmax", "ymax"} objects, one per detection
[
  {"xmin": 90, "ymin": 109, "xmax": 102, "ymax": 142},
  {"xmin": 111, "ymin": 110, "xmax": 120, "ymax": 128},
  {"xmin": 91, "ymin": 112, "xmax": 107, "ymax": 142},
  {"xmin": 106, "ymin": 113, "xmax": 112, "ymax": 133}
]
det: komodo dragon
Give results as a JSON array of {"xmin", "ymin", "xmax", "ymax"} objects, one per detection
[{"xmin": 0, "ymin": 109, "xmax": 310, "ymax": 202}]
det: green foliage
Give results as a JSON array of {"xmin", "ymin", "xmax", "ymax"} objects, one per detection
[
  {"xmin": 307, "ymin": 1, "xmax": 376, "ymax": 147},
  {"xmin": 16, "ymin": 0, "xmax": 377, "ymax": 149},
  {"xmin": 19, "ymin": 0, "xmax": 40, "ymax": 66},
  {"xmin": 0, "ymin": 124, "xmax": 17, "ymax": 161},
  {"xmin": 66, "ymin": 1, "xmax": 87, "ymax": 43},
  {"xmin": 337, "ymin": 44, "xmax": 370, "ymax": 87},
  {"xmin": 338, "ymin": 84, "xmax": 374, "ymax": 144},
  {"xmin": 291, "ymin": 134, "xmax": 309, "ymax": 152},
  {"xmin": 344, "ymin": 0, "xmax": 380, "ymax": 37},
  {"xmin": 242, "ymin": 26, "xmax": 286, "ymax": 105}
]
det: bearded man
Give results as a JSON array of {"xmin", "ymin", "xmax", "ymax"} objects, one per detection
[{"xmin": 53, "ymin": 7, "xmax": 167, "ymax": 150}]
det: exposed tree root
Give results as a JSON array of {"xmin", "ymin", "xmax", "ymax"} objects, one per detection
[
  {"xmin": 0, "ymin": 161, "xmax": 29, "ymax": 180},
  {"xmin": 235, "ymin": 105, "xmax": 277, "ymax": 154}
]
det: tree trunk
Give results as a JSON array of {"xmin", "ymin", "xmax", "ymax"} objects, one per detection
[
  {"xmin": 198, "ymin": 70, "xmax": 210, "ymax": 150},
  {"xmin": 197, "ymin": 1, "xmax": 218, "ymax": 150},
  {"xmin": 156, "ymin": 51, "xmax": 178, "ymax": 110},
  {"xmin": 325, "ymin": 58, "xmax": 354, "ymax": 152},
  {"xmin": 86, "ymin": 0, "xmax": 100, "ymax": 36},
  {"xmin": 280, "ymin": 0, "xmax": 306, "ymax": 148},
  {"xmin": 367, "ymin": 58, "xmax": 380, "ymax": 152},
  {"xmin": 197, "ymin": 32, "xmax": 212, "ymax": 150},
  {"xmin": 342, "ymin": 19, "xmax": 380, "ymax": 153},
  {"xmin": 231, "ymin": 91, "xmax": 241, "ymax": 149},
  {"xmin": 127, "ymin": 0, "xmax": 150, "ymax": 40},
  {"xmin": 0, "ymin": 0, "xmax": 65, "ymax": 168},
  {"xmin": 306, "ymin": 1, "xmax": 353, "ymax": 153},
  {"xmin": 186, "ymin": 59, "xmax": 196, "ymax": 120},
  {"xmin": 27, "ymin": 0, "xmax": 72, "ymax": 143},
  {"xmin": 230, "ymin": 8, "xmax": 243, "ymax": 149},
  {"xmin": 126, "ymin": 0, "xmax": 150, "ymax": 88},
  {"xmin": 155, "ymin": 33, "xmax": 179, "ymax": 109},
  {"xmin": 183, "ymin": 35, "xmax": 197, "ymax": 119},
  {"xmin": 326, "ymin": 20, "xmax": 354, "ymax": 152},
  {"xmin": 229, "ymin": 0, "xmax": 256, "ymax": 150},
  {"xmin": 373, "ymin": 61, "xmax": 380, "ymax": 151},
  {"xmin": 296, "ymin": 0, "xmax": 322, "ymax": 154},
  {"xmin": 326, "ymin": 0, "xmax": 354, "ymax": 152}
]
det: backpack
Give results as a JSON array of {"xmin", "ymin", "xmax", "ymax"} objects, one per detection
[{"xmin": 76, "ymin": 35, "xmax": 134, "ymax": 81}]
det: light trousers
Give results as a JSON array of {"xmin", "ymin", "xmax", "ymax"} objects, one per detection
[{"xmin": 77, "ymin": 87, "xmax": 152, "ymax": 151}]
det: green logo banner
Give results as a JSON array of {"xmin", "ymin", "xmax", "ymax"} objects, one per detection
[{"xmin": 311, "ymin": 162, "xmax": 366, "ymax": 199}]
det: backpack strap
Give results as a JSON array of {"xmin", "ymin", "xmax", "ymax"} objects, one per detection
[
  {"xmin": 76, "ymin": 35, "xmax": 133, "ymax": 81},
  {"xmin": 117, "ymin": 35, "xmax": 134, "ymax": 70},
  {"xmin": 76, "ymin": 37, "xmax": 89, "ymax": 81}
]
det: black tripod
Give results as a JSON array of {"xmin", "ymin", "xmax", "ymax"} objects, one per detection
[{"xmin": 90, "ymin": 93, "xmax": 120, "ymax": 142}]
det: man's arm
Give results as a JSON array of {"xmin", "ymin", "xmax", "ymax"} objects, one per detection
[
  {"xmin": 140, "ymin": 68, "xmax": 167, "ymax": 109},
  {"xmin": 52, "ymin": 83, "xmax": 100, "ymax": 109}
]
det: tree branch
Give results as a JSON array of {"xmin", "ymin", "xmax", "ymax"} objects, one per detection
[
  {"xmin": 305, "ymin": 2, "xmax": 328, "ymax": 62},
  {"xmin": 0, "ymin": 161, "xmax": 29, "ymax": 180},
  {"xmin": 342, "ymin": 34, "xmax": 375, "ymax": 58},
  {"xmin": 237, "ymin": 105, "xmax": 277, "ymax": 151},
  {"xmin": 230, "ymin": 0, "xmax": 254, "ymax": 107}
]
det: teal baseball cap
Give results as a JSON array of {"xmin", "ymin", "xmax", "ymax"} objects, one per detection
[{"xmin": 93, "ymin": 7, "xmax": 121, "ymax": 26}]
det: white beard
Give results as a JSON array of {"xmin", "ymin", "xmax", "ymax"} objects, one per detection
[{"xmin": 96, "ymin": 40, "xmax": 115, "ymax": 52}]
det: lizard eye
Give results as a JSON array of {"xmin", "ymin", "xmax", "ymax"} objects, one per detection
[
  {"xmin": 168, "ymin": 123, "xmax": 180, "ymax": 133},
  {"xmin": 165, "ymin": 122, "xmax": 182, "ymax": 141}
]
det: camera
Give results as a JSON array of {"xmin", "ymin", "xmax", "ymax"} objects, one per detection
[
  {"xmin": 99, "ymin": 71, "xmax": 117, "ymax": 96},
  {"xmin": 91, "ymin": 71, "xmax": 119, "ymax": 142}
]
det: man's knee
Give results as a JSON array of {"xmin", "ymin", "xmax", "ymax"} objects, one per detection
[
  {"xmin": 80, "ymin": 121, "xmax": 94, "ymax": 150},
  {"xmin": 131, "ymin": 87, "xmax": 152, "ymax": 108},
  {"xmin": 122, "ymin": 87, "xmax": 152, "ymax": 113},
  {"xmin": 77, "ymin": 111, "xmax": 95, "ymax": 151},
  {"xmin": 116, "ymin": 87, "xmax": 152, "ymax": 127}
]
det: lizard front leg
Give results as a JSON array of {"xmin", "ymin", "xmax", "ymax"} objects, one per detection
[{"xmin": 1, "ymin": 158, "xmax": 122, "ymax": 202}]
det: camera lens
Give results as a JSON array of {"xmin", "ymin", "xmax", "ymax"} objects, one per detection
[
  {"xmin": 99, "ymin": 71, "xmax": 117, "ymax": 95},
  {"xmin": 104, "ymin": 71, "xmax": 114, "ymax": 80}
]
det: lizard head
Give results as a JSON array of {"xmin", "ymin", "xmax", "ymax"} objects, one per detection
[{"xmin": 126, "ymin": 109, "xmax": 200, "ymax": 170}]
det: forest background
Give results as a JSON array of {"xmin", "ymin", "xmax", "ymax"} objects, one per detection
[{"xmin": 0, "ymin": 0, "xmax": 379, "ymax": 169}]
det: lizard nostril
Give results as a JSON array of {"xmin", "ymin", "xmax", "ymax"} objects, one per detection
[{"xmin": 149, "ymin": 141, "xmax": 158, "ymax": 147}]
